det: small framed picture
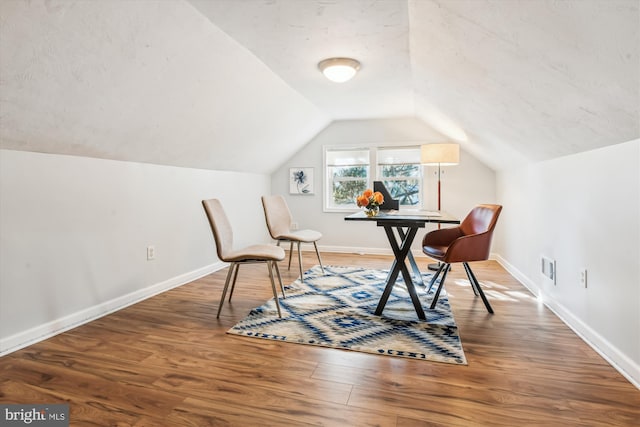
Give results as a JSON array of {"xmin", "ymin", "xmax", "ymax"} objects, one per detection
[{"xmin": 289, "ymin": 168, "xmax": 314, "ymax": 195}]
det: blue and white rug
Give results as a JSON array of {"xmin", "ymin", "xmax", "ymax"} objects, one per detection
[{"xmin": 227, "ymin": 265, "xmax": 467, "ymax": 365}]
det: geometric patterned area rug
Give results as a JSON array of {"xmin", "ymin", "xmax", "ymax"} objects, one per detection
[{"xmin": 227, "ymin": 265, "xmax": 467, "ymax": 365}]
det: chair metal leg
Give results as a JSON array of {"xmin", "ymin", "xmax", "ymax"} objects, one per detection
[
  {"xmin": 217, "ymin": 262, "xmax": 236, "ymax": 318},
  {"xmin": 430, "ymin": 263, "xmax": 450, "ymax": 309},
  {"xmin": 313, "ymin": 241, "xmax": 324, "ymax": 273},
  {"xmin": 297, "ymin": 241, "xmax": 304, "ymax": 283},
  {"xmin": 464, "ymin": 262, "xmax": 494, "ymax": 314},
  {"xmin": 427, "ymin": 262, "xmax": 445, "ymax": 293},
  {"xmin": 274, "ymin": 261, "xmax": 285, "ymax": 298},
  {"xmin": 287, "ymin": 241, "xmax": 294, "ymax": 270},
  {"xmin": 268, "ymin": 261, "xmax": 282, "ymax": 318},
  {"xmin": 462, "ymin": 262, "xmax": 479, "ymax": 296},
  {"xmin": 227, "ymin": 263, "xmax": 240, "ymax": 301}
]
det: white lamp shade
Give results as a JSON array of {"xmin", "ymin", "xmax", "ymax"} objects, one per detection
[
  {"xmin": 318, "ymin": 58, "xmax": 360, "ymax": 83},
  {"xmin": 421, "ymin": 143, "xmax": 460, "ymax": 166}
]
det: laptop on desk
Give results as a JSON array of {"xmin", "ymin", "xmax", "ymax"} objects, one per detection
[
  {"xmin": 373, "ymin": 181, "xmax": 441, "ymax": 217},
  {"xmin": 373, "ymin": 181, "xmax": 399, "ymax": 211}
]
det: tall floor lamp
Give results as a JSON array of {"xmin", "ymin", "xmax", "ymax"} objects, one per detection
[{"xmin": 421, "ymin": 143, "xmax": 460, "ymax": 270}]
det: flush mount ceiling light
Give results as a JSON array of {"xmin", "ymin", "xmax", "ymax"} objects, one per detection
[{"xmin": 318, "ymin": 57, "xmax": 361, "ymax": 83}]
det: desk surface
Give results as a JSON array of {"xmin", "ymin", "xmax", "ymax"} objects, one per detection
[{"xmin": 345, "ymin": 210, "xmax": 459, "ymax": 224}]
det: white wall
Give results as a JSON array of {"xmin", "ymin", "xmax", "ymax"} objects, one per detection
[
  {"xmin": 495, "ymin": 139, "xmax": 640, "ymax": 386},
  {"xmin": 0, "ymin": 149, "xmax": 271, "ymax": 354},
  {"xmin": 271, "ymin": 118, "xmax": 497, "ymax": 254}
]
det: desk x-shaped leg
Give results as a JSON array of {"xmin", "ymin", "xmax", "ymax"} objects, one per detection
[
  {"xmin": 375, "ymin": 224, "xmax": 426, "ymax": 320},
  {"xmin": 397, "ymin": 227, "xmax": 424, "ymax": 288}
]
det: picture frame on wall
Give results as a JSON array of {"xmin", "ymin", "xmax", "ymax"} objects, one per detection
[{"xmin": 289, "ymin": 168, "xmax": 314, "ymax": 195}]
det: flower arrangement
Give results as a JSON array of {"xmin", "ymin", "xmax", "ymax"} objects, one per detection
[{"xmin": 356, "ymin": 189, "xmax": 384, "ymax": 216}]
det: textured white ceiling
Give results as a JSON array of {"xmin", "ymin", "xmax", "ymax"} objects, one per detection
[
  {"xmin": 191, "ymin": 0, "xmax": 639, "ymax": 170},
  {"xmin": 410, "ymin": 0, "xmax": 640, "ymax": 167},
  {"xmin": 0, "ymin": 0, "xmax": 329, "ymax": 174},
  {"xmin": 1, "ymin": 0, "xmax": 638, "ymax": 173},
  {"xmin": 190, "ymin": 0, "xmax": 415, "ymax": 120}
]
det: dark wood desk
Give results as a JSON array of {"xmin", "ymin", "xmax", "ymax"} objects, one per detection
[{"xmin": 345, "ymin": 210, "xmax": 460, "ymax": 320}]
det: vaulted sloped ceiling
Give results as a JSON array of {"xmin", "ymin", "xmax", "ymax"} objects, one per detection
[
  {"xmin": 0, "ymin": 0, "xmax": 330, "ymax": 174},
  {"xmin": 409, "ymin": 0, "xmax": 639, "ymax": 168},
  {"xmin": 1, "ymin": 0, "xmax": 638, "ymax": 173}
]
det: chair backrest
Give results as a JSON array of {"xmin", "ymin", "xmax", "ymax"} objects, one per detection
[
  {"xmin": 444, "ymin": 204, "xmax": 502, "ymax": 263},
  {"xmin": 261, "ymin": 195, "xmax": 293, "ymax": 239},
  {"xmin": 202, "ymin": 199, "xmax": 234, "ymax": 262},
  {"xmin": 460, "ymin": 204, "xmax": 503, "ymax": 236}
]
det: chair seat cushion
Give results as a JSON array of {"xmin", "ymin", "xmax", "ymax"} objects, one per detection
[
  {"xmin": 423, "ymin": 245, "xmax": 448, "ymax": 260},
  {"xmin": 225, "ymin": 244, "xmax": 286, "ymax": 262},
  {"xmin": 277, "ymin": 229, "xmax": 322, "ymax": 243}
]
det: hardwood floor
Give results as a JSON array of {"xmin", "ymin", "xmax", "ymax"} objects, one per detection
[{"xmin": 1, "ymin": 252, "xmax": 639, "ymax": 426}]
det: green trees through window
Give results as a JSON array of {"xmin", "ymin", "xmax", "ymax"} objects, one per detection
[
  {"xmin": 330, "ymin": 166, "xmax": 368, "ymax": 206},
  {"xmin": 325, "ymin": 147, "xmax": 422, "ymax": 210},
  {"xmin": 381, "ymin": 164, "xmax": 421, "ymax": 206}
]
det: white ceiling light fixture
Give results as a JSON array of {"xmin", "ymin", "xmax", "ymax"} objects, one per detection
[{"xmin": 318, "ymin": 57, "xmax": 361, "ymax": 83}]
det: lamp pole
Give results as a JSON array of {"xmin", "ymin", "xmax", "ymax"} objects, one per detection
[
  {"xmin": 420, "ymin": 143, "xmax": 460, "ymax": 271},
  {"xmin": 437, "ymin": 163, "xmax": 442, "ymax": 217},
  {"xmin": 428, "ymin": 164, "xmax": 443, "ymax": 271}
]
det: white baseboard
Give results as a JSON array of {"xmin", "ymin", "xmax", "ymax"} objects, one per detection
[
  {"xmin": 493, "ymin": 254, "xmax": 540, "ymax": 296},
  {"xmin": 315, "ymin": 245, "xmax": 437, "ymax": 258},
  {"xmin": 494, "ymin": 254, "xmax": 640, "ymax": 390},
  {"xmin": 320, "ymin": 247, "xmax": 640, "ymax": 389},
  {"xmin": 298, "ymin": 244, "xmax": 640, "ymax": 389},
  {"xmin": 319, "ymin": 245, "xmax": 394, "ymax": 256},
  {"xmin": 4, "ymin": 248, "xmax": 638, "ymax": 390},
  {"xmin": 543, "ymin": 294, "xmax": 640, "ymax": 389},
  {"xmin": 0, "ymin": 262, "xmax": 225, "ymax": 357}
]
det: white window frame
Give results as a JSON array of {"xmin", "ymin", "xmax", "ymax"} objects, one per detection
[
  {"xmin": 376, "ymin": 146, "xmax": 423, "ymax": 208},
  {"xmin": 323, "ymin": 145, "xmax": 423, "ymax": 212},
  {"xmin": 323, "ymin": 147, "xmax": 371, "ymax": 212}
]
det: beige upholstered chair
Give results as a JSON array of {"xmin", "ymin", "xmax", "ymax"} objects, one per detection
[
  {"xmin": 261, "ymin": 195, "xmax": 324, "ymax": 283},
  {"xmin": 202, "ymin": 198, "xmax": 286, "ymax": 318}
]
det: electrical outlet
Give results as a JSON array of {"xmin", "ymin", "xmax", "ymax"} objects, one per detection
[
  {"xmin": 147, "ymin": 245, "xmax": 156, "ymax": 261},
  {"xmin": 580, "ymin": 269, "xmax": 587, "ymax": 288}
]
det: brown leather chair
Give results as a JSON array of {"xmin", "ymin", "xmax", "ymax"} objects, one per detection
[
  {"xmin": 422, "ymin": 204, "xmax": 503, "ymax": 313},
  {"xmin": 203, "ymin": 199, "xmax": 286, "ymax": 318},
  {"xmin": 261, "ymin": 195, "xmax": 324, "ymax": 283}
]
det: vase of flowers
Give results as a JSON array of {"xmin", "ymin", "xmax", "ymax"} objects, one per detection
[{"xmin": 356, "ymin": 189, "xmax": 384, "ymax": 217}]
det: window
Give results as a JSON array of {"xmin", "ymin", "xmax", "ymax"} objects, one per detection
[
  {"xmin": 377, "ymin": 147, "xmax": 422, "ymax": 207},
  {"xmin": 325, "ymin": 148, "xmax": 370, "ymax": 210},
  {"xmin": 324, "ymin": 146, "xmax": 423, "ymax": 211}
]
